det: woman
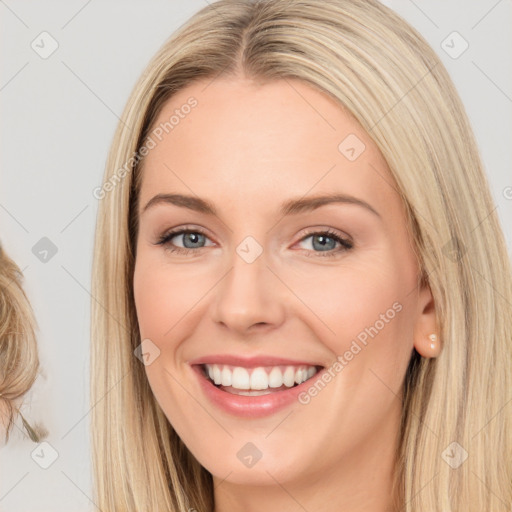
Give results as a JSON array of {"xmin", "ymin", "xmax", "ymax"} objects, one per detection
[
  {"xmin": 91, "ymin": 0, "xmax": 512, "ymax": 510},
  {"xmin": 0, "ymin": 243, "xmax": 41, "ymax": 442}
]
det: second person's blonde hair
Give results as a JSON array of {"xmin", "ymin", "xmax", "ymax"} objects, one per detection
[{"xmin": 0, "ymin": 243, "xmax": 41, "ymax": 442}]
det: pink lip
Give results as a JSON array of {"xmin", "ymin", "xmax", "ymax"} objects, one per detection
[
  {"xmin": 189, "ymin": 360, "xmax": 325, "ymax": 418},
  {"xmin": 188, "ymin": 354, "xmax": 323, "ymax": 368}
]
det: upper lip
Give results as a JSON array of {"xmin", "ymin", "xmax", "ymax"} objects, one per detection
[{"xmin": 188, "ymin": 354, "xmax": 324, "ymax": 368}]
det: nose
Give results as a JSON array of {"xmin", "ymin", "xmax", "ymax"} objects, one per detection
[{"xmin": 211, "ymin": 244, "xmax": 287, "ymax": 335}]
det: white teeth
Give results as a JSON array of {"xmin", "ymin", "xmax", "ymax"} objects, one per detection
[
  {"xmin": 268, "ymin": 367, "xmax": 283, "ymax": 388},
  {"xmin": 221, "ymin": 366, "xmax": 232, "ymax": 386},
  {"xmin": 213, "ymin": 365, "xmax": 222, "ymax": 385},
  {"xmin": 250, "ymin": 367, "xmax": 268, "ymax": 390},
  {"xmin": 236, "ymin": 389, "xmax": 272, "ymax": 396},
  {"xmin": 283, "ymin": 366, "xmax": 295, "ymax": 387},
  {"xmin": 232, "ymin": 367, "xmax": 250, "ymax": 390},
  {"xmin": 203, "ymin": 363, "xmax": 319, "ymax": 391}
]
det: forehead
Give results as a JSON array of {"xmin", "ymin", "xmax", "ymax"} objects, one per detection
[{"xmin": 138, "ymin": 76, "xmax": 401, "ymax": 220}]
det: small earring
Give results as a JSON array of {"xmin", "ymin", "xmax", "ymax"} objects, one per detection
[{"xmin": 429, "ymin": 333, "xmax": 437, "ymax": 349}]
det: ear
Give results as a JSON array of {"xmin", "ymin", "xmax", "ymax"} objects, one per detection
[{"xmin": 412, "ymin": 281, "xmax": 441, "ymax": 358}]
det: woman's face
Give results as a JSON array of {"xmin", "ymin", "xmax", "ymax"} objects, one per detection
[{"xmin": 133, "ymin": 76, "xmax": 437, "ymax": 488}]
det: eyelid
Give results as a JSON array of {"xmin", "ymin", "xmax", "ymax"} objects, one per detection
[
  {"xmin": 296, "ymin": 226, "xmax": 353, "ymax": 246},
  {"xmin": 155, "ymin": 225, "xmax": 214, "ymax": 247},
  {"xmin": 292, "ymin": 227, "xmax": 353, "ymax": 257}
]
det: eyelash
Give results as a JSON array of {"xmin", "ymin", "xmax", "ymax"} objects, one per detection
[{"xmin": 155, "ymin": 227, "xmax": 353, "ymax": 258}]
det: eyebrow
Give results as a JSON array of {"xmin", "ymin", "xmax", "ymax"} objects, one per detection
[{"xmin": 142, "ymin": 192, "xmax": 381, "ymax": 219}]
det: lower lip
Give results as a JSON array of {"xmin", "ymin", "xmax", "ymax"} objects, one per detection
[{"xmin": 191, "ymin": 364, "xmax": 323, "ymax": 418}]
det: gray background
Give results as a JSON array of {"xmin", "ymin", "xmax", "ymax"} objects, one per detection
[{"xmin": 0, "ymin": 1, "xmax": 510, "ymax": 510}]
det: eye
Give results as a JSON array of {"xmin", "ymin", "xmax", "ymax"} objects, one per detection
[
  {"xmin": 295, "ymin": 229, "xmax": 353, "ymax": 258},
  {"xmin": 156, "ymin": 227, "xmax": 214, "ymax": 255},
  {"xmin": 155, "ymin": 226, "xmax": 353, "ymax": 258}
]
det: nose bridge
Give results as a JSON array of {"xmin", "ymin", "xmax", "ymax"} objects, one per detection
[{"xmin": 212, "ymin": 233, "xmax": 285, "ymax": 332}]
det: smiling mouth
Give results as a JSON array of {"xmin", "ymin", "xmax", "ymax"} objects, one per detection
[{"xmin": 199, "ymin": 363, "xmax": 323, "ymax": 396}]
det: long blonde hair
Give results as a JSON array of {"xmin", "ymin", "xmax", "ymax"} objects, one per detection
[
  {"xmin": 91, "ymin": 1, "xmax": 512, "ymax": 510},
  {"xmin": 0, "ymin": 243, "xmax": 40, "ymax": 442}
]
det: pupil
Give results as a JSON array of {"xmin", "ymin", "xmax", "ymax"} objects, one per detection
[
  {"xmin": 184, "ymin": 232, "xmax": 204, "ymax": 248},
  {"xmin": 313, "ymin": 235, "xmax": 335, "ymax": 251}
]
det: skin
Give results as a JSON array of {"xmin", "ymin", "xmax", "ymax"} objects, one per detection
[{"xmin": 133, "ymin": 76, "xmax": 439, "ymax": 512}]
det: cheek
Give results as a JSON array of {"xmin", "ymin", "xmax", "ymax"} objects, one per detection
[
  {"xmin": 282, "ymin": 250, "xmax": 416, "ymax": 379},
  {"xmin": 133, "ymin": 265, "xmax": 175, "ymax": 339},
  {"xmin": 132, "ymin": 258, "xmax": 196, "ymax": 416},
  {"xmin": 133, "ymin": 257, "xmax": 206, "ymax": 340}
]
